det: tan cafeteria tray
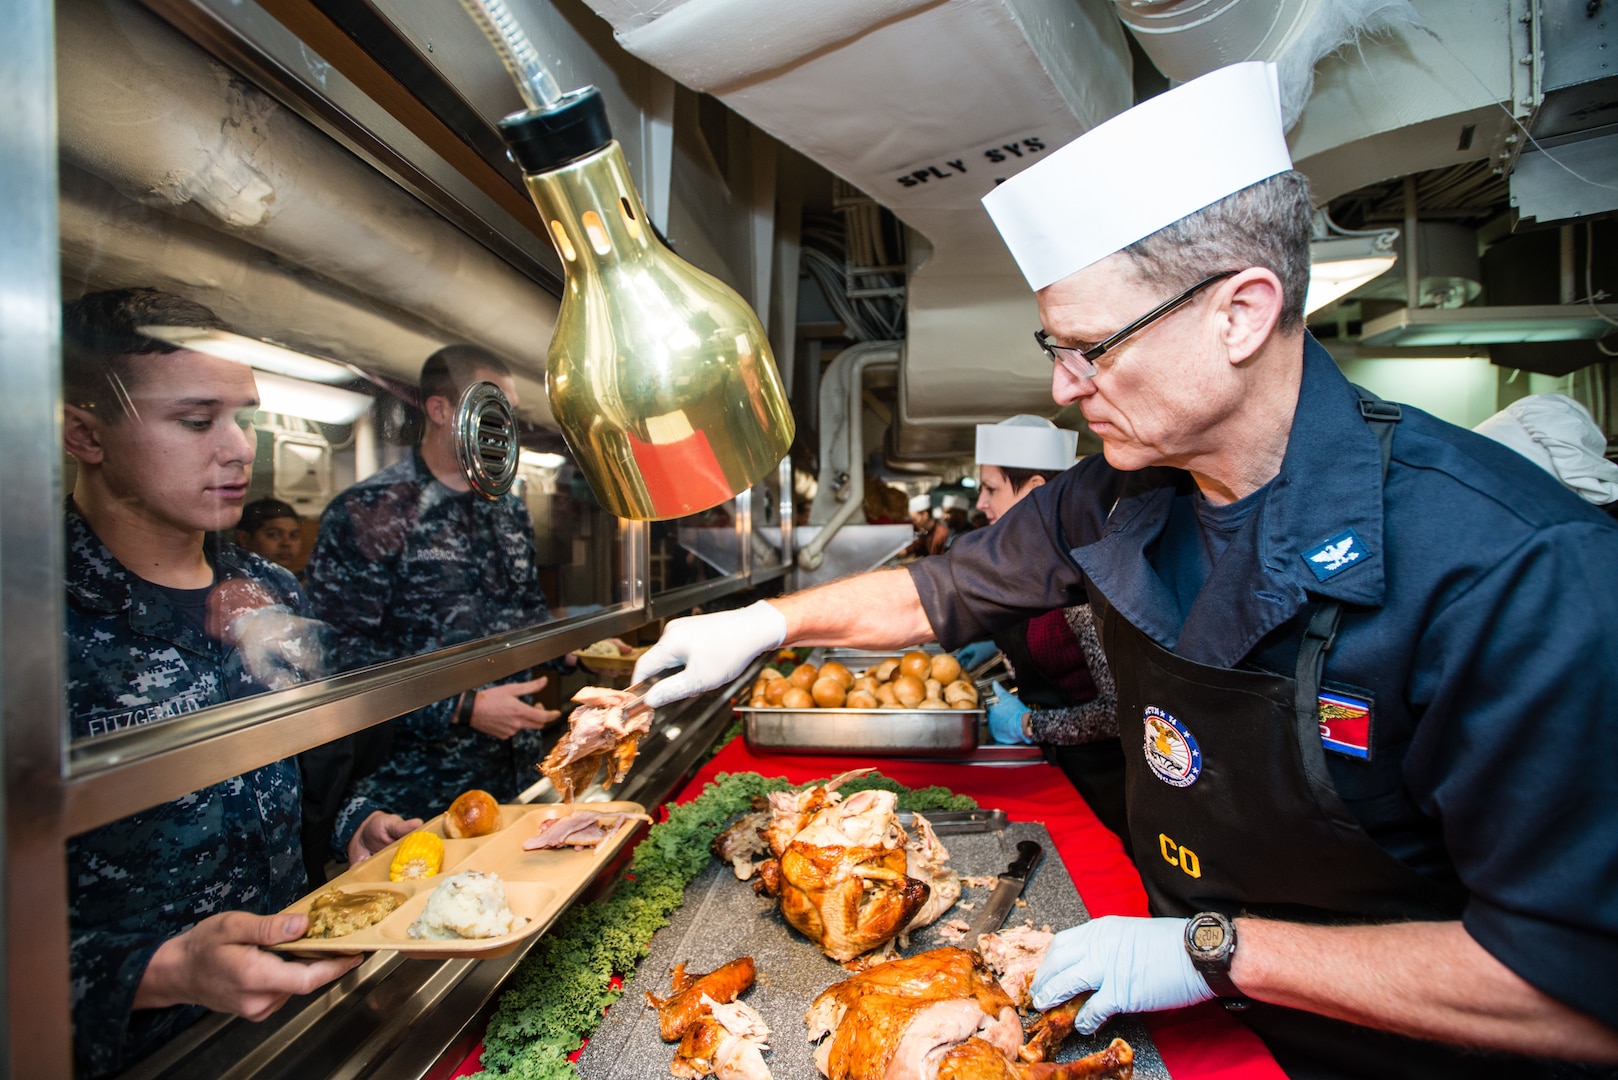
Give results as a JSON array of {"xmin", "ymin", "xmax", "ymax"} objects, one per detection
[
  {"xmin": 273, "ymin": 801, "xmax": 645, "ymax": 960},
  {"xmin": 577, "ymin": 643, "xmax": 649, "ymax": 677},
  {"xmin": 738, "ymin": 705, "xmax": 983, "ymax": 757}
]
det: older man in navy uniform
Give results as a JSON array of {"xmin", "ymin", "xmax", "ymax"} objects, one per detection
[
  {"xmin": 61, "ymin": 288, "xmax": 418, "ymax": 1076},
  {"xmin": 305, "ymin": 345, "xmax": 561, "ymax": 830},
  {"xmin": 632, "ymin": 64, "xmax": 1618, "ymax": 1078}
]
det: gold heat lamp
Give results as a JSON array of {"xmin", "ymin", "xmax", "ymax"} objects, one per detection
[{"xmin": 460, "ymin": 0, "xmax": 794, "ymax": 520}]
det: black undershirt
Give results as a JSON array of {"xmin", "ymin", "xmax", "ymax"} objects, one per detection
[{"xmin": 1154, "ymin": 480, "xmax": 1274, "ymax": 629}]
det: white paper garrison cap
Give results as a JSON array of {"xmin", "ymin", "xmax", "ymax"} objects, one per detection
[
  {"xmin": 1473, "ymin": 393, "xmax": 1618, "ymax": 505},
  {"xmin": 976, "ymin": 415, "xmax": 1079, "ymax": 471},
  {"xmin": 982, "ymin": 61, "xmax": 1292, "ymax": 291},
  {"xmin": 908, "ymin": 493, "xmax": 933, "ymax": 514}
]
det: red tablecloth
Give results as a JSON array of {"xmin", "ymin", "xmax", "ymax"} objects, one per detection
[{"xmin": 451, "ymin": 739, "xmax": 1287, "ymax": 1078}]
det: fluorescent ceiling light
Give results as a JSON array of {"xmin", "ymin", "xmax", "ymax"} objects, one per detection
[
  {"xmin": 1306, "ymin": 235, "xmax": 1398, "ymax": 316},
  {"xmin": 253, "ymin": 370, "xmax": 373, "ymax": 424},
  {"xmin": 520, "ymin": 450, "xmax": 568, "ymax": 469},
  {"xmin": 140, "ymin": 325, "xmax": 355, "ymax": 384},
  {"xmin": 1359, "ymin": 305, "xmax": 1618, "ymax": 347}
]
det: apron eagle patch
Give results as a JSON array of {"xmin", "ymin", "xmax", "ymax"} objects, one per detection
[{"xmin": 1143, "ymin": 706, "xmax": 1202, "ymax": 787}]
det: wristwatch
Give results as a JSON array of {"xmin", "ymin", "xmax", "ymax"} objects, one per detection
[{"xmin": 1184, "ymin": 911, "xmax": 1243, "ymax": 1001}]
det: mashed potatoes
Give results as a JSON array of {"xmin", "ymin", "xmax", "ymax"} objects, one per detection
[{"xmin": 408, "ymin": 870, "xmax": 524, "ymax": 940}]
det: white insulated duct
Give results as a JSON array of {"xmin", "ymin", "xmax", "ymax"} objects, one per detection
[
  {"xmin": 1114, "ymin": 0, "xmax": 1422, "ymax": 129},
  {"xmin": 1108, "ymin": 0, "xmax": 1521, "ymax": 206},
  {"xmin": 586, "ymin": 0, "xmax": 1136, "ymax": 458},
  {"xmin": 586, "ymin": 0, "xmax": 1526, "ymax": 462},
  {"xmin": 56, "ymin": 0, "xmax": 561, "ymax": 424}
]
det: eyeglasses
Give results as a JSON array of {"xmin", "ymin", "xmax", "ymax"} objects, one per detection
[{"xmin": 1035, "ymin": 270, "xmax": 1239, "ymax": 379}]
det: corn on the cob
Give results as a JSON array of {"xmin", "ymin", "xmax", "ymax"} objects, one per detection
[{"xmin": 389, "ymin": 830, "xmax": 444, "ymax": 881}]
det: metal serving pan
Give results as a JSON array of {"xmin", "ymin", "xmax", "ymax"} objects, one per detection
[
  {"xmin": 737, "ymin": 704, "xmax": 983, "ymax": 757},
  {"xmin": 739, "ymin": 646, "xmax": 988, "ymax": 757}
]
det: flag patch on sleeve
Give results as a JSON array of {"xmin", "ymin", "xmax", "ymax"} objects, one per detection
[{"xmin": 1318, "ymin": 691, "xmax": 1372, "ymax": 759}]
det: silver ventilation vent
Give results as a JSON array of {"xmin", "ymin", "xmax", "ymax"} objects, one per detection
[{"xmin": 455, "ymin": 380, "xmax": 520, "ymax": 499}]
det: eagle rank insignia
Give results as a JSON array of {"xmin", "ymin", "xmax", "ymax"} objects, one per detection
[{"xmin": 1303, "ymin": 528, "xmax": 1368, "ymax": 582}]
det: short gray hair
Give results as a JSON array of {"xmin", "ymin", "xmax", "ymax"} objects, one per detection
[{"xmin": 1120, "ymin": 170, "xmax": 1313, "ymax": 334}]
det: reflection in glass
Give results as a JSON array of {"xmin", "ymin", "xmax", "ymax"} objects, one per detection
[
  {"xmin": 56, "ymin": 0, "xmax": 622, "ymax": 741},
  {"xmin": 304, "ymin": 348, "xmax": 564, "ymax": 830},
  {"xmin": 653, "ymin": 497, "xmax": 739, "ymax": 593},
  {"xmin": 749, "ymin": 457, "xmax": 790, "ymax": 572},
  {"xmin": 50, "ymin": 0, "xmax": 629, "ymax": 1071},
  {"xmin": 60, "ymin": 288, "xmax": 318, "ymax": 1077}
]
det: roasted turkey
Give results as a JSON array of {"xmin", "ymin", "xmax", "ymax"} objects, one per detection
[
  {"xmin": 759, "ymin": 786, "xmax": 929, "ymax": 962},
  {"xmin": 976, "ymin": 926, "xmax": 1055, "ymax": 1011},
  {"xmin": 938, "ymin": 1035, "xmax": 1133, "ymax": 1080},
  {"xmin": 645, "ymin": 958, "xmax": 758, "ymax": 1042},
  {"xmin": 538, "ymin": 686, "xmax": 652, "ymax": 802},
  {"xmin": 902, "ymin": 812, "xmax": 962, "ymax": 935},
  {"xmin": 805, "ymin": 946, "xmax": 1130, "ymax": 1080},
  {"xmin": 742, "ymin": 770, "xmax": 963, "ymax": 962},
  {"xmin": 671, "ymin": 994, "xmax": 773, "ymax": 1080},
  {"xmin": 806, "ymin": 947, "xmax": 1021, "ymax": 1080}
]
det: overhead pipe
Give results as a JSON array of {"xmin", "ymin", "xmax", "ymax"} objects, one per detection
[{"xmin": 797, "ymin": 342, "xmax": 900, "ymax": 572}]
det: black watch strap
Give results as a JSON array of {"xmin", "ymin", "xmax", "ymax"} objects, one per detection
[{"xmin": 1184, "ymin": 911, "xmax": 1242, "ymax": 1000}]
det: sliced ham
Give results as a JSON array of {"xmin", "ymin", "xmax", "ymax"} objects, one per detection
[{"xmin": 522, "ymin": 810, "xmax": 652, "ymax": 850}]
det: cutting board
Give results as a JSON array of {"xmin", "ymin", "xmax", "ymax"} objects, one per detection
[{"xmin": 575, "ymin": 820, "xmax": 1168, "ymax": 1079}]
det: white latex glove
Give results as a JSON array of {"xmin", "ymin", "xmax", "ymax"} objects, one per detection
[
  {"xmin": 1030, "ymin": 916, "xmax": 1216, "ymax": 1032},
  {"xmin": 633, "ymin": 600, "xmax": 787, "ymax": 708}
]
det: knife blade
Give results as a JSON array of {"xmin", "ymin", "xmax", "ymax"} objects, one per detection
[
  {"xmin": 964, "ymin": 840, "xmax": 1043, "ymax": 951},
  {"xmin": 897, "ymin": 808, "xmax": 1009, "ymax": 835}
]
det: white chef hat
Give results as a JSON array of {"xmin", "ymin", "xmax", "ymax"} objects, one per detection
[
  {"xmin": 976, "ymin": 415, "xmax": 1079, "ymax": 472},
  {"xmin": 940, "ymin": 493, "xmax": 970, "ymax": 512},
  {"xmin": 982, "ymin": 61, "xmax": 1292, "ymax": 291},
  {"xmin": 1473, "ymin": 393, "xmax": 1618, "ymax": 505},
  {"xmin": 908, "ymin": 493, "xmax": 932, "ymax": 514}
]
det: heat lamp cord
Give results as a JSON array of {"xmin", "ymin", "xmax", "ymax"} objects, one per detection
[{"xmin": 458, "ymin": 0, "xmax": 564, "ymax": 113}]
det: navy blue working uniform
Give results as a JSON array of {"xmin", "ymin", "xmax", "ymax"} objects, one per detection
[
  {"xmin": 910, "ymin": 338, "xmax": 1618, "ymax": 1073},
  {"xmin": 305, "ymin": 449, "xmax": 555, "ymax": 823},
  {"xmin": 64, "ymin": 505, "xmax": 378, "ymax": 1077}
]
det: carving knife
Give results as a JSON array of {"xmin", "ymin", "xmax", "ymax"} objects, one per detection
[
  {"xmin": 896, "ymin": 808, "xmax": 1008, "ymax": 835},
  {"xmin": 965, "ymin": 839, "xmax": 1044, "ymax": 951}
]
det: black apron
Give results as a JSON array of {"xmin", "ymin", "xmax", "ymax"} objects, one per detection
[{"xmin": 1091, "ymin": 399, "xmax": 1558, "ymax": 1080}]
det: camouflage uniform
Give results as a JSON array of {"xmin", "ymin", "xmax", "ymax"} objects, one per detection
[
  {"xmin": 64, "ymin": 505, "xmax": 379, "ymax": 1077},
  {"xmin": 306, "ymin": 450, "xmax": 555, "ymax": 822}
]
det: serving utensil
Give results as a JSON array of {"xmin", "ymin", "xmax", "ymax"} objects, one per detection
[{"xmin": 896, "ymin": 808, "xmax": 1009, "ymax": 835}]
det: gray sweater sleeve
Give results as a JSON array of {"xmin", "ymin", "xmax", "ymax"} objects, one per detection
[{"xmin": 1005, "ymin": 605, "xmax": 1119, "ymax": 746}]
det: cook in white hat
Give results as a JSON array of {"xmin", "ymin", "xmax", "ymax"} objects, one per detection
[
  {"xmin": 637, "ymin": 63, "xmax": 1618, "ymax": 1074},
  {"xmin": 905, "ymin": 490, "xmax": 951, "ymax": 558},
  {"xmin": 974, "ymin": 414, "xmax": 1079, "ymax": 524}
]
